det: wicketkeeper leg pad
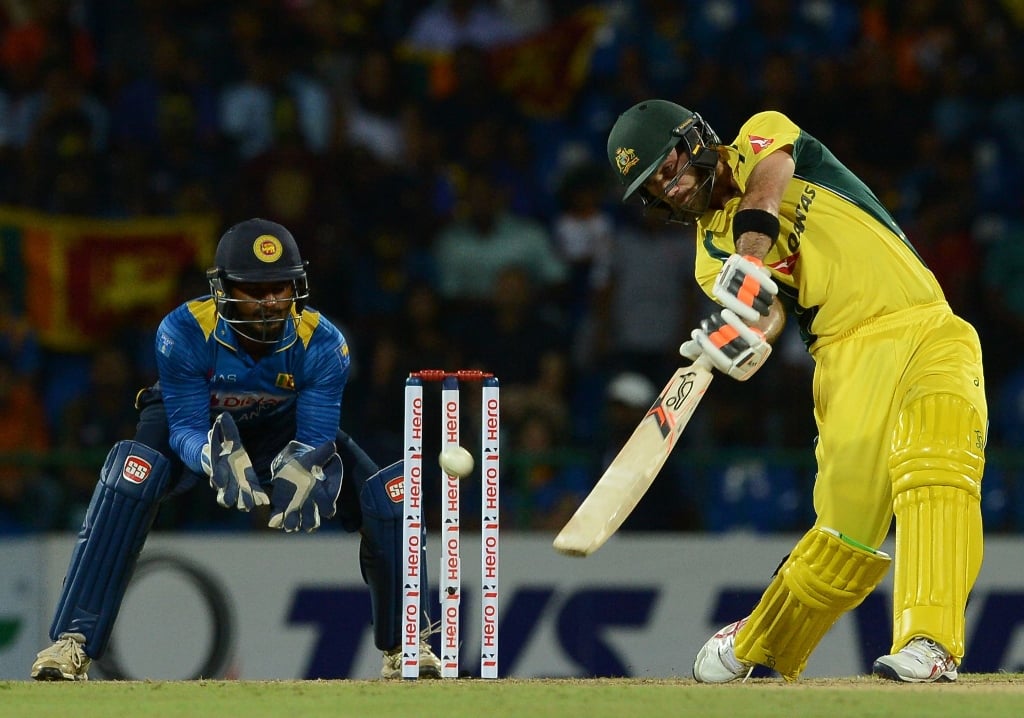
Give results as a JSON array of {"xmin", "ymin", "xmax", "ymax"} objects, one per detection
[
  {"xmin": 889, "ymin": 393, "xmax": 985, "ymax": 661},
  {"xmin": 51, "ymin": 440, "xmax": 170, "ymax": 659},
  {"xmin": 735, "ymin": 526, "xmax": 892, "ymax": 680},
  {"xmin": 358, "ymin": 460, "xmax": 430, "ymax": 651}
]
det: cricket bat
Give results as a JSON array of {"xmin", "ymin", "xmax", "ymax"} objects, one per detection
[{"xmin": 553, "ymin": 357, "xmax": 713, "ymax": 557}]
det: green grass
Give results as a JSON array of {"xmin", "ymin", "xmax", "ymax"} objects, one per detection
[{"xmin": 3, "ymin": 675, "xmax": 1024, "ymax": 718}]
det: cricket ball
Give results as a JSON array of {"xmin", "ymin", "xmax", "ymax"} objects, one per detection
[{"xmin": 439, "ymin": 445, "xmax": 474, "ymax": 478}]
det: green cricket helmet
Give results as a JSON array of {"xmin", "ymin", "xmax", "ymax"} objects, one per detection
[
  {"xmin": 606, "ymin": 99, "xmax": 722, "ymax": 223},
  {"xmin": 207, "ymin": 218, "xmax": 310, "ymax": 344}
]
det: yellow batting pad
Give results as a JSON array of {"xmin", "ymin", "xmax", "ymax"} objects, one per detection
[
  {"xmin": 889, "ymin": 394, "xmax": 985, "ymax": 660},
  {"xmin": 735, "ymin": 527, "xmax": 891, "ymax": 680},
  {"xmin": 889, "ymin": 393, "xmax": 985, "ymax": 498}
]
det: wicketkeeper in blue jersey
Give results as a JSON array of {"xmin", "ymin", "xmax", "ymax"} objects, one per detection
[{"xmin": 31, "ymin": 218, "xmax": 439, "ymax": 680}]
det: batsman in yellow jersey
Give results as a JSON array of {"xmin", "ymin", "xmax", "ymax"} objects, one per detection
[{"xmin": 607, "ymin": 100, "xmax": 987, "ymax": 683}]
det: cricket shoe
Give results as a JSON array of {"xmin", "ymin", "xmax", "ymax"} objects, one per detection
[
  {"xmin": 872, "ymin": 637, "xmax": 958, "ymax": 683},
  {"xmin": 693, "ymin": 617, "xmax": 755, "ymax": 683},
  {"xmin": 31, "ymin": 633, "xmax": 91, "ymax": 681},
  {"xmin": 381, "ymin": 625, "xmax": 442, "ymax": 679}
]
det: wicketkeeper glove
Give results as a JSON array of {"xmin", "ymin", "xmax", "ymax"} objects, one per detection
[
  {"xmin": 203, "ymin": 412, "xmax": 270, "ymax": 511},
  {"xmin": 680, "ymin": 308, "xmax": 772, "ymax": 382},
  {"xmin": 713, "ymin": 254, "xmax": 779, "ymax": 322},
  {"xmin": 268, "ymin": 440, "xmax": 343, "ymax": 533}
]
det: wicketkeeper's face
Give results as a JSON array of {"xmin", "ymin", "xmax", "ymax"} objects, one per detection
[{"xmin": 228, "ymin": 281, "xmax": 295, "ymax": 341}]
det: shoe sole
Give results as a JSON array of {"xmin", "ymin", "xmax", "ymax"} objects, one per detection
[
  {"xmin": 692, "ymin": 653, "xmax": 748, "ymax": 683},
  {"xmin": 32, "ymin": 667, "xmax": 83, "ymax": 681},
  {"xmin": 381, "ymin": 667, "xmax": 443, "ymax": 679},
  {"xmin": 872, "ymin": 660, "xmax": 957, "ymax": 683}
]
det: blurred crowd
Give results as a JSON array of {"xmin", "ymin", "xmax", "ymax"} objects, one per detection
[{"xmin": 1, "ymin": 0, "xmax": 1023, "ymax": 535}]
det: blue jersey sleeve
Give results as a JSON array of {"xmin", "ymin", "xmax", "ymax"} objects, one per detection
[
  {"xmin": 154, "ymin": 305, "xmax": 213, "ymax": 474},
  {"xmin": 294, "ymin": 316, "xmax": 351, "ymax": 448}
]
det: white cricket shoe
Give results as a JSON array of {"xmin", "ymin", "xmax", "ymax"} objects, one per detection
[
  {"xmin": 381, "ymin": 639, "xmax": 442, "ymax": 679},
  {"xmin": 31, "ymin": 633, "xmax": 91, "ymax": 681},
  {"xmin": 693, "ymin": 617, "xmax": 755, "ymax": 683},
  {"xmin": 873, "ymin": 637, "xmax": 958, "ymax": 683}
]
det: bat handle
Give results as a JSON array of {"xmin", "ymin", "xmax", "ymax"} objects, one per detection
[{"xmin": 693, "ymin": 354, "xmax": 714, "ymax": 371}]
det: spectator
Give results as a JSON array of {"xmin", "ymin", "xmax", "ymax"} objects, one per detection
[
  {"xmin": 218, "ymin": 40, "xmax": 332, "ymax": 161},
  {"xmin": 551, "ymin": 160, "xmax": 615, "ymax": 355},
  {"xmin": 16, "ymin": 62, "xmax": 109, "ymax": 213},
  {"xmin": 594, "ymin": 371, "xmax": 701, "ymax": 532},
  {"xmin": 597, "ymin": 211, "xmax": 708, "ymax": 383},
  {"xmin": 0, "ymin": 356, "xmax": 62, "ymax": 532},
  {"xmin": 402, "ymin": 0, "xmax": 523, "ymax": 54},
  {"xmin": 56, "ymin": 345, "xmax": 143, "ymax": 529},
  {"xmin": 339, "ymin": 47, "xmax": 408, "ymax": 166},
  {"xmin": 0, "ymin": 0, "xmax": 97, "ymax": 87},
  {"xmin": 460, "ymin": 265, "xmax": 567, "ymax": 389},
  {"xmin": 434, "ymin": 165, "xmax": 567, "ymax": 306},
  {"xmin": 508, "ymin": 411, "xmax": 589, "ymax": 531},
  {"xmin": 106, "ymin": 28, "xmax": 223, "ymax": 215}
]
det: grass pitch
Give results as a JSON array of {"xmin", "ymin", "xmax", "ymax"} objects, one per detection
[{"xmin": 3, "ymin": 675, "xmax": 1024, "ymax": 718}]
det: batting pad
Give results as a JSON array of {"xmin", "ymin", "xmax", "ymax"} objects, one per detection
[
  {"xmin": 735, "ymin": 526, "xmax": 891, "ymax": 680},
  {"xmin": 359, "ymin": 460, "xmax": 429, "ymax": 651},
  {"xmin": 889, "ymin": 393, "xmax": 985, "ymax": 660},
  {"xmin": 51, "ymin": 440, "xmax": 170, "ymax": 658}
]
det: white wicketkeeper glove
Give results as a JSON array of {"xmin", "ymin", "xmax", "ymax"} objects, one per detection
[
  {"xmin": 679, "ymin": 308, "xmax": 772, "ymax": 382},
  {"xmin": 713, "ymin": 254, "xmax": 779, "ymax": 322},
  {"xmin": 268, "ymin": 440, "xmax": 343, "ymax": 533},
  {"xmin": 202, "ymin": 412, "xmax": 270, "ymax": 511}
]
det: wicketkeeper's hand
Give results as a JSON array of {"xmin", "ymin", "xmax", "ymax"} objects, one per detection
[
  {"xmin": 679, "ymin": 308, "xmax": 771, "ymax": 382},
  {"xmin": 202, "ymin": 412, "xmax": 270, "ymax": 511},
  {"xmin": 268, "ymin": 440, "xmax": 343, "ymax": 533},
  {"xmin": 713, "ymin": 254, "xmax": 778, "ymax": 322}
]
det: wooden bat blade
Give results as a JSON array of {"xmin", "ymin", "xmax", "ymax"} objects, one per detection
[{"xmin": 553, "ymin": 361, "xmax": 713, "ymax": 557}]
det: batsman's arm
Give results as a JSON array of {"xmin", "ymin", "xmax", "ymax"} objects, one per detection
[
  {"xmin": 714, "ymin": 149, "xmax": 792, "ymax": 324},
  {"xmin": 734, "ymin": 147, "xmax": 794, "ymax": 258},
  {"xmin": 736, "ymin": 150, "xmax": 790, "ymax": 336}
]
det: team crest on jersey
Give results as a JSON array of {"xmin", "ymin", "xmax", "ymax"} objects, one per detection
[
  {"xmin": 122, "ymin": 455, "xmax": 152, "ymax": 484},
  {"xmin": 749, "ymin": 135, "xmax": 774, "ymax": 154},
  {"xmin": 275, "ymin": 372, "xmax": 295, "ymax": 390},
  {"xmin": 385, "ymin": 476, "xmax": 404, "ymax": 503},
  {"xmin": 614, "ymin": 147, "xmax": 640, "ymax": 176},
  {"xmin": 253, "ymin": 234, "xmax": 283, "ymax": 263}
]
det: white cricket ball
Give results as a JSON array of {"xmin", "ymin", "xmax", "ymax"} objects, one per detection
[{"xmin": 439, "ymin": 445, "xmax": 474, "ymax": 478}]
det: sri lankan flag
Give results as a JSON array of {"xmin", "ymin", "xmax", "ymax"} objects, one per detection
[
  {"xmin": 398, "ymin": 6, "xmax": 606, "ymax": 119},
  {"xmin": 490, "ymin": 6, "xmax": 605, "ymax": 118},
  {"xmin": 0, "ymin": 207, "xmax": 217, "ymax": 351}
]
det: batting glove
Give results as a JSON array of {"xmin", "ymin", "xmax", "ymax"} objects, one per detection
[
  {"xmin": 268, "ymin": 440, "xmax": 343, "ymax": 533},
  {"xmin": 713, "ymin": 254, "xmax": 778, "ymax": 322},
  {"xmin": 204, "ymin": 412, "xmax": 270, "ymax": 511},
  {"xmin": 683, "ymin": 308, "xmax": 772, "ymax": 382}
]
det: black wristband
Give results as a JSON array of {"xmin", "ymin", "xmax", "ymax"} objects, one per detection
[{"xmin": 732, "ymin": 209, "xmax": 780, "ymax": 242}]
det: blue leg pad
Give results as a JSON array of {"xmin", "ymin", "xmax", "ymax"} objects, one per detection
[
  {"xmin": 51, "ymin": 440, "xmax": 170, "ymax": 658},
  {"xmin": 359, "ymin": 460, "xmax": 430, "ymax": 650}
]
